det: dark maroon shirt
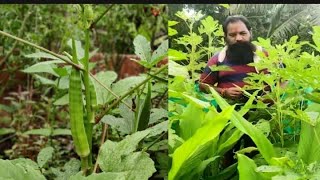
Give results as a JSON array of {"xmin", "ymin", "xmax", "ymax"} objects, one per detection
[{"xmin": 200, "ymin": 50, "xmax": 268, "ymax": 88}]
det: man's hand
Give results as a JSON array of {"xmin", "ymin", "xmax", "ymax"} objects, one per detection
[{"xmin": 224, "ymin": 87, "xmax": 243, "ymax": 99}]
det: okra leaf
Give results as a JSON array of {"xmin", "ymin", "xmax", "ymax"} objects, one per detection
[
  {"xmin": 0, "ymin": 159, "xmax": 46, "ymax": 180},
  {"xmin": 150, "ymin": 39, "xmax": 168, "ymax": 66},
  {"xmin": 22, "ymin": 60, "xmax": 64, "ymax": 77},
  {"xmin": 133, "ymin": 35, "xmax": 152, "ymax": 62},
  {"xmin": 37, "ymin": 146, "xmax": 54, "ymax": 168},
  {"xmin": 168, "ymin": 49, "xmax": 187, "ymax": 61}
]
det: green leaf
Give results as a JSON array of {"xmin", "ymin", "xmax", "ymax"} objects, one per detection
[
  {"xmin": 147, "ymin": 120, "xmax": 168, "ymax": 138},
  {"xmin": 101, "ymin": 115, "xmax": 132, "ymax": 135},
  {"xmin": 209, "ymin": 64, "xmax": 234, "ymax": 72},
  {"xmin": 169, "ymin": 27, "xmax": 178, "ymax": 36},
  {"xmin": 169, "ymin": 60, "xmax": 189, "ymax": 78},
  {"xmin": 0, "ymin": 128, "xmax": 15, "ymax": 136},
  {"xmin": 67, "ymin": 39, "xmax": 84, "ymax": 60},
  {"xmin": 92, "ymin": 71, "xmax": 117, "ymax": 105},
  {"xmin": 136, "ymin": 81, "xmax": 152, "ymax": 131},
  {"xmin": 57, "ymin": 76, "xmax": 70, "ymax": 89},
  {"xmin": 219, "ymin": 4, "xmax": 230, "ymax": 9},
  {"xmin": 34, "ymin": 74, "xmax": 55, "ymax": 85},
  {"xmin": 218, "ymin": 128, "xmax": 243, "ymax": 155},
  {"xmin": 69, "ymin": 172, "xmax": 127, "ymax": 180},
  {"xmin": 122, "ymin": 152, "xmax": 156, "ymax": 180},
  {"xmin": 169, "ymin": 106, "xmax": 233, "ymax": 179},
  {"xmin": 168, "ymin": 20, "xmax": 179, "ymax": 27},
  {"xmin": 298, "ymin": 120, "xmax": 320, "ymax": 164},
  {"xmin": 237, "ymin": 154, "xmax": 267, "ymax": 180},
  {"xmin": 37, "ymin": 146, "xmax": 54, "ymax": 168},
  {"xmin": 209, "ymin": 87, "xmax": 276, "ymax": 164},
  {"xmin": 53, "ymin": 93, "xmax": 69, "ymax": 106},
  {"xmin": 52, "ymin": 158, "xmax": 81, "ymax": 180},
  {"xmin": 150, "ymin": 40, "xmax": 168, "ymax": 67},
  {"xmin": 97, "ymin": 130, "xmax": 150, "ymax": 172},
  {"xmin": 149, "ymin": 108, "xmax": 168, "ymax": 124},
  {"xmin": 0, "ymin": 159, "xmax": 46, "ymax": 180},
  {"xmin": 52, "ymin": 128, "xmax": 71, "ymax": 136},
  {"xmin": 179, "ymin": 102, "xmax": 206, "ymax": 140},
  {"xmin": 168, "ymin": 49, "xmax": 187, "ymax": 61},
  {"xmin": 22, "ymin": 60, "xmax": 64, "ymax": 77},
  {"xmin": 11, "ymin": 158, "xmax": 39, "ymax": 170},
  {"xmin": 133, "ymin": 35, "xmax": 152, "ymax": 62},
  {"xmin": 111, "ymin": 75, "xmax": 146, "ymax": 99},
  {"xmin": 24, "ymin": 128, "xmax": 51, "ymax": 136},
  {"xmin": 24, "ymin": 52, "xmax": 66, "ymax": 60}
]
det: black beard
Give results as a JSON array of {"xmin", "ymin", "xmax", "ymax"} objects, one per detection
[{"xmin": 226, "ymin": 41, "xmax": 256, "ymax": 65}]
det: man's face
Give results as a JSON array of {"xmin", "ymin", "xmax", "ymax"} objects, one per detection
[{"xmin": 225, "ymin": 21, "xmax": 251, "ymax": 45}]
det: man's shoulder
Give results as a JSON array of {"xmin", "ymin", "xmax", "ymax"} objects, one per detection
[{"xmin": 207, "ymin": 52, "xmax": 221, "ymax": 66}]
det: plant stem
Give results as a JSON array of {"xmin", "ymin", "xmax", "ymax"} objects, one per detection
[{"xmin": 0, "ymin": 30, "xmax": 84, "ymax": 71}]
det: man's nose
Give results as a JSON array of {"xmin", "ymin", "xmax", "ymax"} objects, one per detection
[{"xmin": 235, "ymin": 34, "xmax": 243, "ymax": 41}]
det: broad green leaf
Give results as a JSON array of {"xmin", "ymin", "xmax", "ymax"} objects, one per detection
[
  {"xmin": 168, "ymin": 49, "xmax": 187, "ymax": 61},
  {"xmin": 179, "ymin": 102, "xmax": 206, "ymax": 140},
  {"xmin": 37, "ymin": 146, "xmax": 54, "ymax": 168},
  {"xmin": 111, "ymin": 75, "xmax": 146, "ymax": 99},
  {"xmin": 22, "ymin": 60, "xmax": 64, "ymax": 77},
  {"xmin": 168, "ymin": 20, "xmax": 179, "ymax": 26},
  {"xmin": 52, "ymin": 128, "xmax": 71, "ymax": 136},
  {"xmin": 147, "ymin": 120, "xmax": 168, "ymax": 138},
  {"xmin": 11, "ymin": 158, "xmax": 39, "ymax": 170},
  {"xmin": 146, "ymin": 139, "xmax": 168, "ymax": 151},
  {"xmin": 298, "ymin": 120, "xmax": 320, "ymax": 164},
  {"xmin": 169, "ymin": 107, "xmax": 233, "ymax": 180},
  {"xmin": 53, "ymin": 67, "xmax": 69, "ymax": 77},
  {"xmin": 97, "ymin": 130, "xmax": 150, "ymax": 172},
  {"xmin": 24, "ymin": 128, "xmax": 51, "ymax": 136},
  {"xmin": 169, "ymin": 27, "xmax": 178, "ymax": 36},
  {"xmin": 237, "ymin": 154, "xmax": 267, "ymax": 180},
  {"xmin": 198, "ymin": 16, "xmax": 218, "ymax": 35},
  {"xmin": 218, "ymin": 128, "xmax": 243, "ymax": 155},
  {"xmin": 169, "ymin": 60, "xmax": 189, "ymax": 78},
  {"xmin": 34, "ymin": 74, "xmax": 55, "ymax": 85},
  {"xmin": 57, "ymin": 76, "xmax": 70, "ymax": 89},
  {"xmin": 133, "ymin": 35, "xmax": 151, "ymax": 62},
  {"xmin": 93, "ymin": 71, "xmax": 117, "ymax": 104},
  {"xmin": 0, "ymin": 159, "xmax": 46, "ymax": 180},
  {"xmin": 150, "ymin": 40, "xmax": 168, "ymax": 67},
  {"xmin": 24, "ymin": 52, "xmax": 66, "ymax": 60},
  {"xmin": 69, "ymin": 172, "xmax": 126, "ymax": 180},
  {"xmin": 210, "ymin": 87, "xmax": 276, "ymax": 164},
  {"xmin": 149, "ymin": 108, "xmax": 168, "ymax": 124},
  {"xmin": 101, "ymin": 115, "xmax": 132, "ymax": 135},
  {"xmin": 122, "ymin": 152, "xmax": 156, "ymax": 180},
  {"xmin": 53, "ymin": 93, "xmax": 69, "ymax": 106},
  {"xmin": 0, "ymin": 128, "xmax": 15, "ymax": 136},
  {"xmin": 51, "ymin": 158, "xmax": 81, "ymax": 180}
]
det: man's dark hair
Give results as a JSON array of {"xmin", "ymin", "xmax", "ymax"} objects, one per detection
[{"xmin": 222, "ymin": 15, "xmax": 251, "ymax": 34}]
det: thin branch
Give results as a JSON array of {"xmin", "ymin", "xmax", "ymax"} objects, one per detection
[
  {"xmin": 89, "ymin": 72, "xmax": 132, "ymax": 110},
  {"xmin": 0, "ymin": 30, "xmax": 84, "ymax": 71},
  {"xmin": 93, "ymin": 123, "xmax": 108, "ymax": 173},
  {"xmin": 95, "ymin": 64, "xmax": 168, "ymax": 124},
  {"xmin": 0, "ymin": 7, "xmax": 32, "ymax": 67},
  {"xmin": 90, "ymin": 5, "xmax": 115, "ymax": 30}
]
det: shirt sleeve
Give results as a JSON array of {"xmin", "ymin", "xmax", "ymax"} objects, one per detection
[{"xmin": 199, "ymin": 54, "xmax": 219, "ymax": 85}]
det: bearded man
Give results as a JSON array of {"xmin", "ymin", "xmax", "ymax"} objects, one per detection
[{"xmin": 199, "ymin": 15, "xmax": 268, "ymax": 100}]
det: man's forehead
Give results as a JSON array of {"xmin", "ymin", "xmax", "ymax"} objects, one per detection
[{"xmin": 227, "ymin": 21, "xmax": 249, "ymax": 33}]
